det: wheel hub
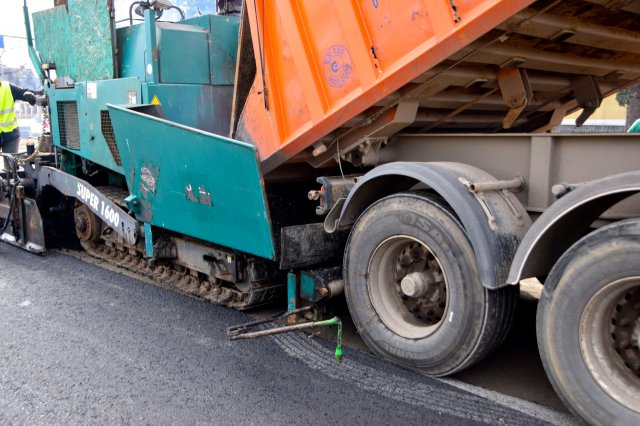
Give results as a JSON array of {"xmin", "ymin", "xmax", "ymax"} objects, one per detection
[
  {"xmin": 74, "ymin": 205, "xmax": 101, "ymax": 241},
  {"xmin": 394, "ymin": 242, "xmax": 446, "ymax": 326},
  {"xmin": 580, "ymin": 277, "xmax": 640, "ymax": 411},
  {"xmin": 611, "ymin": 286, "xmax": 640, "ymax": 377},
  {"xmin": 367, "ymin": 236, "xmax": 448, "ymax": 339},
  {"xmin": 400, "ymin": 272, "xmax": 431, "ymax": 298}
]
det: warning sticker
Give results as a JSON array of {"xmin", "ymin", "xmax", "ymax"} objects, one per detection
[
  {"xmin": 128, "ymin": 91, "xmax": 137, "ymax": 104},
  {"xmin": 87, "ymin": 82, "xmax": 97, "ymax": 99},
  {"xmin": 151, "ymin": 95, "xmax": 161, "ymax": 105}
]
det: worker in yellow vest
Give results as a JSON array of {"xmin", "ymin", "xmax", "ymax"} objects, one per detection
[{"xmin": 0, "ymin": 81, "xmax": 40, "ymax": 154}]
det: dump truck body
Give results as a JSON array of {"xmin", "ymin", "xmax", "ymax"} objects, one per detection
[{"xmin": 233, "ymin": 0, "xmax": 640, "ymax": 174}]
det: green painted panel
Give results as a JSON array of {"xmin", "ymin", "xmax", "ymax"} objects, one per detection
[
  {"xmin": 117, "ymin": 24, "xmax": 147, "ymax": 81},
  {"xmin": 208, "ymin": 15, "xmax": 240, "ymax": 85},
  {"xmin": 116, "ymin": 14, "xmax": 239, "ymax": 86},
  {"xmin": 33, "ymin": 0, "xmax": 114, "ymax": 81},
  {"xmin": 157, "ymin": 23, "xmax": 210, "ymax": 84},
  {"xmin": 46, "ymin": 78, "xmax": 141, "ymax": 173},
  {"xmin": 33, "ymin": 6, "xmax": 72, "ymax": 77},
  {"xmin": 166, "ymin": 14, "xmax": 239, "ymax": 85},
  {"xmin": 145, "ymin": 84, "xmax": 233, "ymax": 135},
  {"xmin": 107, "ymin": 104, "xmax": 275, "ymax": 260}
]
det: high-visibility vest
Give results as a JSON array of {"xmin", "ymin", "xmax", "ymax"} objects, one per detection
[{"xmin": 0, "ymin": 81, "xmax": 18, "ymax": 133}]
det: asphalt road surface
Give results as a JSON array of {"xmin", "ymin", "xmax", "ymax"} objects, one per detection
[{"xmin": 0, "ymin": 243, "xmax": 576, "ymax": 425}]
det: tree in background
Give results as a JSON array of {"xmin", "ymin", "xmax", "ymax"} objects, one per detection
[{"xmin": 616, "ymin": 84, "xmax": 640, "ymax": 129}]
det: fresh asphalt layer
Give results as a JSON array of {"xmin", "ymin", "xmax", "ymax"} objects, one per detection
[{"xmin": 0, "ymin": 243, "xmax": 570, "ymax": 425}]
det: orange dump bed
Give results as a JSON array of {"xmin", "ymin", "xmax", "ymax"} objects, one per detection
[{"xmin": 234, "ymin": 0, "xmax": 640, "ymax": 173}]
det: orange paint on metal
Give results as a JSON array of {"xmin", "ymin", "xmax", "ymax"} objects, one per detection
[{"xmin": 239, "ymin": 0, "xmax": 536, "ymax": 172}]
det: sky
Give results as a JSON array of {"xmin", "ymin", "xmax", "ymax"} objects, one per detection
[
  {"xmin": 0, "ymin": 0, "xmax": 51, "ymax": 68},
  {"xmin": 0, "ymin": 0, "xmax": 215, "ymax": 69}
]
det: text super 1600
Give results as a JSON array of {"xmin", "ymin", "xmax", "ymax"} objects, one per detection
[{"xmin": 76, "ymin": 182, "xmax": 121, "ymax": 228}]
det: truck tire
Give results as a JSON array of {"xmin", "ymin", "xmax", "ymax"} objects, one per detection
[
  {"xmin": 537, "ymin": 220, "xmax": 640, "ymax": 426},
  {"xmin": 344, "ymin": 192, "xmax": 517, "ymax": 376}
]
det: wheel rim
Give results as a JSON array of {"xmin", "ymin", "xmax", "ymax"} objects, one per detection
[
  {"xmin": 74, "ymin": 205, "xmax": 101, "ymax": 241},
  {"xmin": 367, "ymin": 236, "xmax": 448, "ymax": 339},
  {"xmin": 580, "ymin": 277, "xmax": 640, "ymax": 412}
]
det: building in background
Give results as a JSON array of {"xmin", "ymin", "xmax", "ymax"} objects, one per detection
[
  {"xmin": 0, "ymin": 64, "xmax": 41, "ymax": 120},
  {"xmin": 555, "ymin": 95, "xmax": 627, "ymax": 133}
]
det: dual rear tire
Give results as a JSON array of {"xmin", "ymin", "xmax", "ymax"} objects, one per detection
[
  {"xmin": 537, "ymin": 220, "xmax": 640, "ymax": 425},
  {"xmin": 343, "ymin": 191, "xmax": 640, "ymax": 424},
  {"xmin": 344, "ymin": 192, "xmax": 517, "ymax": 376}
]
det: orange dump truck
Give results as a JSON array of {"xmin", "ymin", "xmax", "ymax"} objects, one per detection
[
  {"xmin": 14, "ymin": 1, "xmax": 640, "ymax": 424},
  {"xmin": 231, "ymin": 2, "xmax": 640, "ymax": 423}
]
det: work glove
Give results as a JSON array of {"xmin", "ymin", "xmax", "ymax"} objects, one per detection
[
  {"xmin": 23, "ymin": 91, "xmax": 36, "ymax": 106},
  {"xmin": 35, "ymin": 96, "xmax": 48, "ymax": 107}
]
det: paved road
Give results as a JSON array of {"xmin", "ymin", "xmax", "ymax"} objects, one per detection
[{"xmin": 0, "ymin": 244, "xmax": 570, "ymax": 425}]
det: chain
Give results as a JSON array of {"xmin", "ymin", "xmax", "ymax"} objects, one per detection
[{"xmin": 16, "ymin": 105, "xmax": 48, "ymax": 166}]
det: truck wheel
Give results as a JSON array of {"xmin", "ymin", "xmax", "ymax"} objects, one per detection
[
  {"xmin": 344, "ymin": 192, "xmax": 517, "ymax": 376},
  {"xmin": 537, "ymin": 220, "xmax": 640, "ymax": 425}
]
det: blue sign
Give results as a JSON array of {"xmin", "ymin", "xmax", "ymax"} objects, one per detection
[{"xmin": 0, "ymin": 35, "xmax": 4, "ymax": 49}]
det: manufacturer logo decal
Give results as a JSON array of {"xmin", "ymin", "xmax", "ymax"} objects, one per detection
[{"xmin": 323, "ymin": 44, "xmax": 353, "ymax": 88}]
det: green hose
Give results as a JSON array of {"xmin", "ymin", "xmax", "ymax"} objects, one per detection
[
  {"xmin": 318, "ymin": 316, "xmax": 343, "ymax": 363},
  {"xmin": 335, "ymin": 319, "xmax": 343, "ymax": 363}
]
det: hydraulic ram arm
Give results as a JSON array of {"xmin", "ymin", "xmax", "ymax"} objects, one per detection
[{"xmin": 23, "ymin": 1, "xmax": 45, "ymax": 81}]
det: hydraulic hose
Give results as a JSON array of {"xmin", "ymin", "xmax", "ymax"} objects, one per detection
[
  {"xmin": 129, "ymin": 1, "xmax": 186, "ymax": 26},
  {"xmin": 0, "ymin": 155, "xmax": 19, "ymax": 239},
  {"xmin": 129, "ymin": 1, "xmax": 143, "ymax": 26},
  {"xmin": 169, "ymin": 5, "xmax": 185, "ymax": 21}
]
